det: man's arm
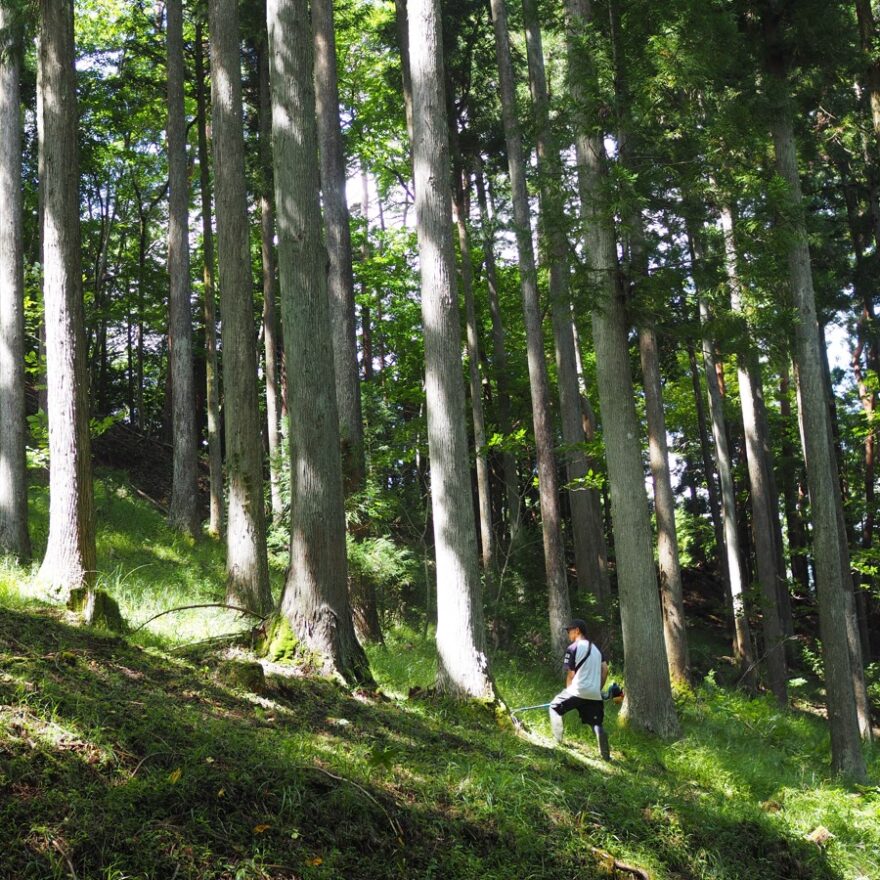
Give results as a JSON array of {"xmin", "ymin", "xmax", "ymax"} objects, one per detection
[
  {"xmin": 566, "ymin": 669, "xmax": 575, "ymax": 688},
  {"xmin": 601, "ymin": 661, "xmax": 608, "ymax": 688}
]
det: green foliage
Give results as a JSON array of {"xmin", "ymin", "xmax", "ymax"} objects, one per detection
[{"xmin": 347, "ymin": 535, "xmax": 420, "ymax": 622}]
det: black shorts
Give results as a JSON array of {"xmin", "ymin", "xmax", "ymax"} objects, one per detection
[{"xmin": 550, "ymin": 694, "xmax": 604, "ymax": 726}]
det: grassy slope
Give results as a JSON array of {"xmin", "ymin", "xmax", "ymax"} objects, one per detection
[{"xmin": 0, "ymin": 476, "xmax": 878, "ymax": 880}]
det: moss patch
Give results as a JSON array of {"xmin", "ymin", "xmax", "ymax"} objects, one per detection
[
  {"xmin": 67, "ymin": 587, "xmax": 126, "ymax": 633},
  {"xmin": 255, "ymin": 613, "xmax": 300, "ymax": 664}
]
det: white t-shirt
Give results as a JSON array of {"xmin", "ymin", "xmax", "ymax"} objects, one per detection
[{"xmin": 563, "ymin": 638, "xmax": 603, "ymax": 700}]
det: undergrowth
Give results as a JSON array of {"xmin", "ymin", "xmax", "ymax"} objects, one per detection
[{"xmin": 0, "ymin": 477, "xmax": 878, "ymax": 879}]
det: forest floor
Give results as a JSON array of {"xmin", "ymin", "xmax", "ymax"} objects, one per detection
[{"xmin": 1, "ymin": 473, "xmax": 879, "ymax": 880}]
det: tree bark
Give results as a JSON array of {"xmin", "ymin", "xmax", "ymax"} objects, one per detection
[
  {"xmin": 521, "ymin": 0, "xmax": 608, "ymax": 621},
  {"xmin": 767, "ymin": 62, "xmax": 867, "ymax": 779},
  {"xmin": 36, "ymin": 0, "xmax": 97, "ymax": 597},
  {"xmin": 166, "ymin": 0, "xmax": 200, "ymax": 537},
  {"xmin": 564, "ymin": 0, "xmax": 678, "ymax": 738},
  {"xmin": 258, "ymin": 42, "xmax": 284, "ymax": 523},
  {"xmin": 194, "ymin": 22, "xmax": 224, "ymax": 539},
  {"xmin": 699, "ymin": 294, "xmax": 756, "ymax": 688},
  {"xmin": 0, "ymin": 9, "xmax": 30, "ymax": 561},
  {"xmin": 451, "ymin": 158, "xmax": 495, "ymax": 597},
  {"xmin": 856, "ymin": 0, "xmax": 880, "ymax": 145},
  {"xmin": 835, "ymin": 149, "xmax": 877, "ymax": 663},
  {"xmin": 359, "ymin": 165, "xmax": 374, "ymax": 382},
  {"xmin": 473, "ymin": 161, "xmax": 520, "ymax": 540},
  {"xmin": 208, "ymin": 0, "xmax": 272, "ymax": 614},
  {"xmin": 571, "ymin": 320, "xmax": 612, "ymax": 603},
  {"xmin": 778, "ymin": 371, "xmax": 811, "ymax": 594},
  {"xmin": 720, "ymin": 205, "xmax": 787, "ymax": 704},
  {"xmin": 268, "ymin": 0, "xmax": 372, "ymax": 686},
  {"xmin": 313, "ymin": 0, "xmax": 366, "ymax": 495},
  {"xmin": 638, "ymin": 323, "xmax": 691, "ymax": 687},
  {"xmin": 489, "ymin": 0, "xmax": 571, "ymax": 657},
  {"xmin": 607, "ymin": 0, "xmax": 688, "ymax": 685},
  {"xmin": 406, "ymin": 0, "xmax": 497, "ymax": 700}
]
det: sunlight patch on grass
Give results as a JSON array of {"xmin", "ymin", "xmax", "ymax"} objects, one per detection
[{"xmin": 365, "ymin": 625, "xmax": 437, "ymax": 697}]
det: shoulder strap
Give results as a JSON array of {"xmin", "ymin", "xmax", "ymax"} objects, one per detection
[{"xmin": 573, "ymin": 640, "xmax": 592, "ymax": 672}]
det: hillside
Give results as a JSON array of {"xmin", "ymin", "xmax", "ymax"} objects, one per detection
[{"xmin": 0, "ymin": 479, "xmax": 878, "ymax": 880}]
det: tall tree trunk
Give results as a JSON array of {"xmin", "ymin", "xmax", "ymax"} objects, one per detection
[
  {"xmin": 195, "ymin": 22, "xmax": 224, "ymax": 539},
  {"xmin": 607, "ymin": 0, "xmax": 688, "ymax": 684},
  {"xmin": 36, "ymin": 0, "xmax": 96, "ymax": 597},
  {"xmin": 856, "ymin": 0, "xmax": 880, "ymax": 144},
  {"xmin": 778, "ymin": 371, "xmax": 811, "ymax": 593},
  {"xmin": 258, "ymin": 42, "xmax": 284, "ymax": 523},
  {"xmin": 817, "ymin": 332, "xmax": 874, "ymax": 742},
  {"xmin": 451, "ymin": 156, "xmax": 495, "ymax": 597},
  {"xmin": 720, "ymin": 205, "xmax": 787, "ymax": 704},
  {"xmin": 0, "ymin": 9, "xmax": 30, "ymax": 561},
  {"xmin": 406, "ymin": 0, "xmax": 497, "ymax": 700},
  {"xmin": 698, "ymin": 294, "xmax": 757, "ymax": 688},
  {"xmin": 359, "ymin": 165, "xmax": 374, "ymax": 383},
  {"xmin": 473, "ymin": 161, "xmax": 520, "ymax": 540},
  {"xmin": 268, "ymin": 0, "xmax": 372, "ymax": 685},
  {"xmin": 488, "ymin": 0, "xmax": 571, "ymax": 657},
  {"xmin": 521, "ymin": 0, "xmax": 608, "ymax": 622},
  {"xmin": 638, "ymin": 323, "xmax": 691, "ymax": 687},
  {"xmin": 313, "ymin": 0, "xmax": 366, "ymax": 496},
  {"xmin": 571, "ymin": 319, "xmax": 612, "ymax": 603},
  {"xmin": 166, "ymin": 0, "xmax": 200, "ymax": 537},
  {"xmin": 766, "ymin": 55, "xmax": 867, "ymax": 779},
  {"xmin": 564, "ymin": 0, "xmax": 678, "ymax": 738},
  {"xmin": 393, "ymin": 0, "xmax": 414, "ymax": 145},
  {"xmin": 687, "ymin": 340, "xmax": 729, "ymax": 587},
  {"xmin": 208, "ymin": 0, "xmax": 272, "ymax": 614},
  {"xmin": 835, "ymin": 150, "xmax": 877, "ymax": 663}
]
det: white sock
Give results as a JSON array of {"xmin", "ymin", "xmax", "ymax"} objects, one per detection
[{"xmin": 549, "ymin": 709, "xmax": 563, "ymax": 743}]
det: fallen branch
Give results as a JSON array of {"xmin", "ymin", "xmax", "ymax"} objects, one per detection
[
  {"xmin": 591, "ymin": 847, "xmax": 651, "ymax": 880},
  {"xmin": 301, "ymin": 765, "xmax": 403, "ymax": 841},
  {"xmin": 129, "ymin": 751, "xmax": 167, "ymax": 779},
  {"xmin": 131, "ymin": 604, "xmax": 269, "ymax": 634},
  {"xmin": 132, "ymin": 485, "xmax": 168, "ymax": 513}
]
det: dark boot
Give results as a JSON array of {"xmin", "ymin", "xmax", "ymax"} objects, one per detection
[{"xmin": 594, "ymin": 725, "xmax": 610, "ymax": 760}]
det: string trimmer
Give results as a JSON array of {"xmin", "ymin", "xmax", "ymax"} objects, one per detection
[{"xmin": 510, "ymin": 683, "xmax": 624, "ymax": 727}]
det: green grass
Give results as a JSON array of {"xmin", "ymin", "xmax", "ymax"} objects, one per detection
[
  {"xmin": 17, "ymin": 471, "xmax": 286, "ymax": 645},
  {"xmin": 0, "ymin": 477, "xmax": 878, "ymax": 879}
]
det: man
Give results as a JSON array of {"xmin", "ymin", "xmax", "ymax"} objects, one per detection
[{"xmin": 549, "ymin": 618, "xmax": 611, "ymax": 760}]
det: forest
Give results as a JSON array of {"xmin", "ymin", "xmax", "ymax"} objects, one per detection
[{"xmin": 0, "ymin": 0, "xmax": 878, "ymax": 877}]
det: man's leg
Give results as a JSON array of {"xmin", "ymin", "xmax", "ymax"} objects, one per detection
[
  {"xmin": 593, "ymin": 724, "xmax": 610, "ymax": 760},
  {"xmin": 549, "ymin": 693, "xmax": 568, "ymax": 742}
]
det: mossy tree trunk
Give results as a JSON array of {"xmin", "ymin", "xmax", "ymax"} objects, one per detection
[{"xmin": 268, "ymin": 0, "xmax": 372, "ymax": 686}]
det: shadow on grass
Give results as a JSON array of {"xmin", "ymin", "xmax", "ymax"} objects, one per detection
[{"xmin": 0, "ymin": 607, "xmax": 845, "ymax": 880}]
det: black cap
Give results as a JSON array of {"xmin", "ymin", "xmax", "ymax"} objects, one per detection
[{"xmin": 564, "ymin": 618, "xmax": 588, "ymax": 635}]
